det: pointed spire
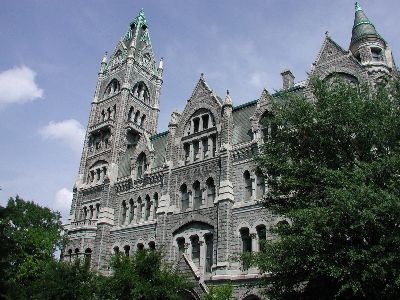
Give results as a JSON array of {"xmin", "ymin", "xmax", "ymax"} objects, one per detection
[
  {"xmin": 350, "ymin": 2, "xmax": 382, "ymax": 47},
  {"xmin": 158, "ymin": 57, "xmax": 164, "ymax": 69},
  {"xmin": 101, "ymin": 51, "xmax": 108, "ymax": 64},
  {"xmin": 223, "ymin": 89, "xmax": 232, "ymax": 106}
]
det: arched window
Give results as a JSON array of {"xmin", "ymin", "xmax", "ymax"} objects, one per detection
[
  {"xmin": 137, "ymin": 243, "xmax": 144, "ymax": 251},
  {"xmin": 145, "ymin": 195, "xmax": 151, "ymax": 221},
  {"xmin": 124, "ymin": 245, "xmax": 130, "ymax": 257},
  {"xmin": 121, "ymin": 200, "xmax": 127, "ymax": 225},
  {"xmin": 113, "ymin": 246, "xmax": 120, "ymax": 255},
  {"xmin": 140, "ymin": 115, "xmax": 146, "ymax": 127},
  {"xmin": 177, "ymin": 237, "xmax": 185, "ymax": 255},
  {"xmin": 137, "ymin": 197, "xmax": 142, "ymax": 222},
  {"xmin": 104, "ymin": 79, "xmax": 121, "ymax": 98},
  {"xmin": 129, "ymin": 199, "xmax": 135, "ymax": 224},
  {"xmin": 134, "ymin": 110, "xmax": 140, "ymax": 124},
  {"xmin": 83, "ymin": 206, "xmax": 88, "ymax": 220},
  {"xmin": 101, "ymin": 110, "xmax": 105, "ymax": 122},
  {"xmin": 206, "ymin": 178, "xmax": 216, "ymax": 206},
  {"xmin": 240, "ymin": 227, "xmax": 252, "ymax": 253},
  {"xmin": 191, "ymin": 235, "xmax": 200, "ymax": 267},
  {"xmin": 193, "ymin": 181, "xmax": 202, "ymax": 210},
  {"xmin": 244, "ymin": 171, "xmax": 252, "ymax": 201},
  {"xmin": 95, "ymin": 203, "xmax": 100, "ymax": 219},
  {"xmin": 255, "ymin": 169, "xmax": 265, "ymax": 199},
  {"xmin": 89, "ymin": 205, "xmax": 94, "ymax": 219},
  {"xmin": 181, "ymin": 184, "xmax": 189, "ymax": 211},
  {"xmin": 256, "ymin": 224, "xmax": 267, "ymax": 252},
  {"xmin": 148, "ymin": 241, "xmax": 155, "ymax": 250},
  {"xmin": 132, "ymin": 82, "xmax": 150, "ymax": 104},
  {"xmin": 205, "ymin": 233, "xmax": 213, "ymax": 273},
  {"xmin": 153, "ymin": 193, "xmax": 159, "ymax": 219},
  {"xmin": 128, "ymin": 107, "xmax": 134, "ymax": 121},
  {"xmin": 75, "ymin": 248, "xmax": 80, "ymax": 258},
  {"xmin": 136, "ymin": 153, "xmax": 147, "ymax": 179},
  {"xmin": 84, "ymin": 248, "xmax": 92, "ymax": 265}
]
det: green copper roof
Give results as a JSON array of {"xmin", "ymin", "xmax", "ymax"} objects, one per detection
[{"xmin": 350, "ymin": 2, "xmax": 382, "ymax": 45}]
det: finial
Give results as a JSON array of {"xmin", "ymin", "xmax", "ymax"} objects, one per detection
[
  {"xmin": 200, "ymin": 73, "xmax": 204, "ymax": 79},
  {"xmin": 223, "ymin": 89, "xmax": 232, "ymax": 106},
  {"xmin": 325, "ymin": 31, "xmax": 329, "ymax": 37},
  {"xmin": 227, "ymin": 89, "xmax": 229, "ymax": 95},
  {"xmin": 355, "ymin": 2, "xmax": 362, "ymax": 11},
  {"xmin": 102, "ymin": 51, "xmax": 108, "ymax": 63}
]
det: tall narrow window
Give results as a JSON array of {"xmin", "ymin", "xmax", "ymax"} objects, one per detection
[
  {"xmin": 193, "ymin": 141, "xmax": 199, "ymax": 161},
  {"xmin": 113, "ymin": 246, "xmax": 120, "ymax": 255},
  {"xmin": 129, "ymin": 199, "xmax": 134, "ymax": 224},
  {"xmin": 193, "ymin": 181, "xmax": 202, "ymax": 210},
  {"xmin": 137, "ymin": 243, "xmax": 144, "ymax": 251},
  {"xmin": 137, "ymin": 153, "xmax": 147, "ymax": 179},
  {"xmin": 206, "ymin": 178, "xmax": 216, "ymax": 206},
  {"xmin": 240, "ymin": 228, "xmax": 252, "ymax": 253},
  {"xmin": 136, "ymin": 197, "xmax": 142, "ymax": 222},
  {"xmin": 134, "ymin": 111, "xmax": 140, "ymax": 124},
  {"xmin": 193, "ymin": 118, "xmax": 200, "ymax": 133},
  {"xmin": 205, "ymin": 234, "xmax": 213, "ymax": 273},
  {"xmin": 177, "ymin": 238, "xmax": 185, "ymax": 255},
  {"xmin": 202, "ymin": 139, "xmax": 208, "ymax": 158},
  {"xmin": 121, "ymin": 201, "xmax": 127, "ymax": 225},
  {"xmin": 212, "ymin": 136, "xmax": 217, "ymax": 156},
  {"xmin": 145, "ymin": 195, "xmax": 151, "ymax": 221},
  {"xmin": 202, "ymin": 114, "xmax": 209, "ymax": 130},
  {"xmin": 256, "ymin": 225, "xmax": 267, "ymax": 252},
  {"xmin": 140, "ymin": 115, "xmax": 146, "ymax": 127},
  {"xmin": 244, "ymin": 171, "xmax": 252, "ymax": 201},
  {"xmin": 83, "ymin": 206, "xmax": 88, "ymax": 220},
  {"xmin": 128, "ymin": 107, "xmax": 134, "ymax": 121},
  {"xmin": 153, "ymin": 193, "xmax": 158, "ymax": 219},
  {"xmin": 84, "ymin": 248, "xmax": 92, "ymax": 265},
  {"xmin": 148, "ymin": 241, "xmax": 156, "ymax": 250},
  {"xmin": 191, "ymin": 235, "xmax": 200, "ymax": 267},
  {"xmin": 256, "ymin": 169, "xmax": 265, "ymax": 199},
  {"xmin": 124, "ymin": 245, "xmax": 130, "ymax": 257},
  {"xmin": 181, "ymin": 184, "xmax": 189, "ymax": 211},
  {"xmin": 184, "ymin": 144, "xmax": 190, "ymax": 164}
]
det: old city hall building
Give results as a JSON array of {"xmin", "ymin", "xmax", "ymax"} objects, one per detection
[{"xmin": 64, "ymin": 3, "xmax": 398, "ymax": 299}]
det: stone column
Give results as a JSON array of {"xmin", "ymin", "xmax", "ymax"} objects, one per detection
[{"xmin": 199, "ymin": 236, "xmax": 206, "ymax": 272}]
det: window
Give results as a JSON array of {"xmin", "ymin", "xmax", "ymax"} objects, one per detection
[
  {"xmin": 140, "ymin": 115, "xmax": 146, "ymax": 127},
  {"xmin": 133, "ymin": 82, "xmax": 150, "ymax": 103},
  {"xmin": 191, "ymin": 235, "xmax": 200, "ymax": 267},
  {"xmin": 212, "ymin": 136, "xmax": 217, "ymax": 157},
  {"xmin": 113, "ymin": 246, "xmax": 120, "ymax": 255},
  {"xmin": 145, "ymin": 195, "xmax": 151, "ymax": 221},
  {"xmin": 128, "ymin": 107, "xmax": 134, "ymax": 121},
  {"xmin": 193, "ymin": 118, "xmax": 200, "ymax": 133},
  {"xmin": 240, "ymin": 228, "xmax": 252, "ymax": 253},
  {"xmin": 136, "ymin": 153, "xmax": 147, "ymax": 179},
  {"xmin": 177, "ymin": 238, "xmax": 185, "ymax": 255},
  {"xmin": 153, "ymin": 193, "xmax": 159, "ymax": 219},
  {"xmin": 134, "ymin": 111, "xmax": 140, "ymax": 124},
  {"xmin": 75, "ymin": 248, "xmax": 80, "ymax": 256},
  {"xmin": 129, "ymin": 199, "xmax": 134, "ymax": 224},
  {"xmin": 255, "ymin": 169, "xmax": 265, "ymax": 199},
  {"xmin": 181, "ymin": 184, "xmax": 189, "ymax": 211},
  {"xmin": 104, "ymin": 79, "xmax": 120, "ymax": 98},
  {"xmin": 202, "ymin": 114, "xmax": 209, "ymax": 130},
  {"xmin": 371, "ymin": 48, "xmax": 383, "ymax": 61},
  {"xmin": 121, "ymin": 201, "xmax": 127, "ymax": 225},
  {"xmin": 193, "ymin": 141, "xmax": 199, "ymax": 161},
  {"xmin": 137, "ymin": 197, "xmax": 142, "ymax": 222},
  {"xmin": 85, "ymin": 248, "xmax": 92, "ymax": 265},
  {"xmin": 124, "ymin": 245, "xmax": 130, "ymax": 256},
  {"xmin": 202, "ymin": 139, "xmax": 208, "ymax": 158},
  {"xmin": 256, "ymin": 225, "xmax": 267, "ymax": 252},
  {"xmin": 205, "ymin": 234, "xmax": 213, "ymax": 273},
  {"xmin": 148, "ymin": 241, "xmax": 156, "ymax": 250},
  {"xmin": 206, "ymin": 178, "xmax": 216, "ymax": 206},
  {"xmin": 184, "ymin": 144, "xmax": 190, "ymax": 163},
  {"xmin": 83, "ymin": 206, "xmax": 88, "ymax": 220},
  {"xmin": 244, "ymin": 171, "xmax": 252, "ymax": 201},
  {"xmin": 137, "ymin": 243, "xmax": 144, "ymax": 251},
  {"xmin": 193, "ymin": 181, "xmax": 202, "ymax": 210}
]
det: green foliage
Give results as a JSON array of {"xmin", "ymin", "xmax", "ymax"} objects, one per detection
[
  {"xmin": 31, "ymin": 258, "xmax": 102, "ymax": 300},
  {"xmin": 104, "ymin": 249, "xmax": 192, "ymax": 300},
  {"xmin": 0, "ymin": 196, "xmax": 64, "ymax": 299},
  {"xmin": 204, "ymin": 284, "xmax": 236, "ymax": 300},
  {"xmin": 255, "ymin": 79, "xmax": 400, "ymax": 299}
]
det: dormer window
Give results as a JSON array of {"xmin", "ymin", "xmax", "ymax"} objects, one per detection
[{"xmin": 371, "ymin": 48, "xmax": 383, "ymax": 62}]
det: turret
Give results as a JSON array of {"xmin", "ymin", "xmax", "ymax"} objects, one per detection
[{"xmin": 349, "ymin": 2, "xmax": 395, "ymax": 73}]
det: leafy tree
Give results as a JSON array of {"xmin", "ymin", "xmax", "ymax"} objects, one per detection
[
  {"xmin": 255, "ymin": 79, "xmax": 400, "ymax": 299},
  {"xmin": 31, "ymin": 258, "xmax": 103, "ymax": 300},
  {"xmin": 103, "ymin": 249, "xmax": 192, "ymax": 300},
  {"xmin": 204, "ymin": 284, "xmax": 236, "ymax": 300},
  {"xmin": 0, "ymin": 196, "xmax": 64, "ymax": 299}
]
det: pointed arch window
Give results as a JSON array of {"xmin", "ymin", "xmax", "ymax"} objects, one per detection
[
  {"xmin": 153, "ymin": 193, "xmax": 159, "ymax": 219},
  {"xmin": 144, "ymin": 195, "xmax": 151, "ymax": 221},
  {"xmin": 121, "ymin": 200, "xmax": 128, "ymax": 225},
  {"xmin": 240, "ymin": 227, "xmax": 252, "ymax": 253},
  {"xmin": 255, "ymin": 169, "xmax": 265, "ymax": 199},
  {"xmin": 191, "ymin": 235, "xmax": 200, "ymax": 267},
  {"xmin": 181, "ymin": 184, "xmax": 189, "ymax": 211},
  {"xmin": 256, "ymin": 224, "xmax": 267, "ymax": 252},
  {"xmin": 244, "ymin": 171, "xmax": 252, "ymax": 201},
  {"xmin": 206, "ymin": 178, "xmax": 216, "ymax": 206},
  {"xmin": 104, "ymin": 79, "xmax": 121, "ymax": 99},
  {"xmin": 136, "ymin": 153, "xmax": 147, "ymax": 179},
  {"xmin": 132, "ymin": 81, "xmax": 150, "ymax": 104},
  {"xmin": 205, "ymin": 233, "xmax": 213, "ymax": 273},
  {"xmin": 193, "ymin": 181, "xmax": 202, "ymax": 210}
]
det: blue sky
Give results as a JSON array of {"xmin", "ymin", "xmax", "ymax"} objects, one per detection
[{"xmin": 0, "ymin": 0, "xmax": 399, "ymax": 220}]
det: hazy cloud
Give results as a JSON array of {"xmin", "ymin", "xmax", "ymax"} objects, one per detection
[
  {"xmin": 39, "ymin": 119, "xmax": 85, "ymax": 154},
  {"xmin": 0, "ymin": 65, "xmax": 43, "ymax": 106}
]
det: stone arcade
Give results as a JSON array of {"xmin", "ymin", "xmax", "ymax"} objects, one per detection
[{"xmin": 64, "ymin": 4, "xmax": 398, "ymax": 299}]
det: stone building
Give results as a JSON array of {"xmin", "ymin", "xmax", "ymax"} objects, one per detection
[{"xmin": 64, "ymin": 3, "xmax": 398, "ymax": 299}]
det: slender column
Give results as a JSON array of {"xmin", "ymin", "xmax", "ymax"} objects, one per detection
[
  {"xmin": 199, "ymin": 237, "xmax": 205, "ymax": 272},
  {"xmin": 251, "ymin": 233, "xmax": 258, "ymax": 252}
]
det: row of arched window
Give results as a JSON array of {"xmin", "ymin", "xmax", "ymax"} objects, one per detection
[
  {"xmin": 120, "ymin": 193, "xmax": 159, "ymax": 225},
  {"xmin": 243, "ymin": 169, "xmax": 265, "ymax": 201},
  {"xmin": 180, "ymin": 178, "xmax": 216, "ymax": 212},
  {"xmin": 81, "ymin": 203, "xmax": 101, "ymax": 220},
  {"xmin": 66, "ymin": 248, "xmax": 92, "ymax": 264},
  {"xmin": 100, "ymin": 104, "xmax": 117, "ymax": 122},
  {"xmin": 132, "ymin": 81, "xmax": 150, "ymax": 104},
  {"xmin": 127, "ymin": 106, "xmax": 146, "ymax": 127},
  {"xmin": 113, "ymin": 241, "xmax": 155, "ymax": 256},
  {"xmin": 87, "ymin": 163, "xmax": 108, "ymax": 184},
  {"xmin": 183, "ymin": 135, "xmax": 217, "ymax": 165},
  {"xmin": 88, "ymin": 129, "xmax": 112, "ymax": 155},
  {"xmin": 240, "ymin": 224, "xmax": 266, "ymax": 254},
  {"xmin": 176, "ymin": 233, "xmax": 213, "ymax": 273},
  {"xmin": 103, "ymin": 79, "xmax": 121, "ymax": 99}
]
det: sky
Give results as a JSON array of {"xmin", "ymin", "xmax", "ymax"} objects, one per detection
[{"xmin": 0, "ymin": 0, "xmax": 399, "ymax": 221}]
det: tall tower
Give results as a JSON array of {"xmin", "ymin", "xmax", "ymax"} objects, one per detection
[
  {"xmin": 67, "ymin": 10, "xmax": 163, "ymax": 271},
  {"xmin": 349, "ymin": 2, "xmax": 397, "ymax": 81}
]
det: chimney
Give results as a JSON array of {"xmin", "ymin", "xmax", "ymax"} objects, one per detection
[{"xmin": 281, "ymin": 69, "xmax": 295, "ymax": 90}]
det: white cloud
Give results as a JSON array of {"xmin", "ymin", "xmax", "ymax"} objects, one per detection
[
  {"xmin": 0, "ymin": 65, "xmax": 43, "ymax": 106},
  {"xmin": 54, "ymin": 188, "xmax": 73, "ymax": 221},
  {"xmin": 39, "ymin": 119, "xmax": 85, "ymax": 154}
]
